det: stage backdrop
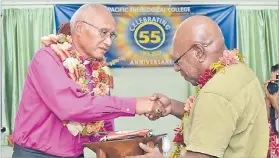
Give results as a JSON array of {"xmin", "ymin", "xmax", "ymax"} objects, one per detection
[{"xmin": 54, "ymin": 4, "xmax": 236, "ymax": 67}]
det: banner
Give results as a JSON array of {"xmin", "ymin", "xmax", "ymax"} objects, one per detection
[{"xmin": 54, "ymin": 4, "xmax": 236, "ymax": 67}]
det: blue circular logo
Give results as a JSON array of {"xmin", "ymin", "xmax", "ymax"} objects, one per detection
[{"xmin": 134, "ymin": 22, "xmax": 166, "ymax": 51}]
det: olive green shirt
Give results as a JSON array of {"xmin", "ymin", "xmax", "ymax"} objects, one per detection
[{"xmin": 183, "ymin": 63, "xmax": 269, "ymax": 158}]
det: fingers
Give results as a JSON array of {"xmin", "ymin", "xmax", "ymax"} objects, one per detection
[
  {"xmin": 150, "ymin": 93, "xmax": 161, "ymax": 101},
  {"xmin": 136, "ymin": 97, "xmax": 166, "ymax": 116},
  {"xmin": 7, "ymin": 136, "xmax": 15, "ymax": 148},
  {"xmin": 150, "ymin": 93, "xmax": 171, "ymax": 109},
  {"xmin": 145, "ymin": 113, "xmax": 154, "ymax": 120},
  {"xmin": 144, "ymin": 113, "xmax": 158, "ymax": 121},
  {"xmin": 149, "ymin": 114, "xmax": 158, "ymax": 121},
  {"xmin": 149, "ymin": 115, "xmax": 155, "ymax": 120},
  {"xmin": 264, "ymin": 80, "xmax": 270, "ymax": 85},
  {"xmin": 139, "ymin": 143, "xmax": 154, "ymax": 153},
  {"xmin": 143, "ymin": 100, "xmax": 166, "ymax": 120},
  {"xmin": 154, "ymin": 101, "xmax": 166, "ymax": 114},
  {"xmin": 269, "ymin": 79, "xmax": 279, "ymax": 83}
]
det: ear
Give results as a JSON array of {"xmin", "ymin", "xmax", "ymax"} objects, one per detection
[
  {"xmin": 194, "ymin": 44, "xmax": 206, "ymax": 63},
  {"xmin": 75, "ymin": 21, "xmax": 83, "ymax": 36}
]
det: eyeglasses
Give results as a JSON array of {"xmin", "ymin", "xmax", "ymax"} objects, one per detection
[
  {"xmin": 82, "ymin": 21, "xmax": 117, "ymax": 40},
  {"xmin": 173, "ymin": 43, "xmax": 210, "ymax": 65}
]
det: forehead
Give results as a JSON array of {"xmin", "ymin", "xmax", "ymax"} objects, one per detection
[
  {"xmin": 87, "ymin": 14, "xmax": 116, "ymax": 31},
  {"xmin": 172, "ymin": 36, "xmax": 191, "ymax": 58}
]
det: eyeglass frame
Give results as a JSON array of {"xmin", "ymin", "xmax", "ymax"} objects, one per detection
[
  {"xmin": 82, "ymin": 20, "xmax": 117, "ymax": 40},
  {"xmin": 173, "ymin": 42, "xmax": 210, "ymax": 65}
]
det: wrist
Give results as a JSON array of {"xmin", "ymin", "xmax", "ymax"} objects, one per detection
[
  {"xmin": 170, "ymin": 99, "xmax": 176, "ymax": 115},
  {"xmin": 170, "ymin": 99, "xmax": 185, "ymax": 119},
  {"xmin": 135, "ymin": 97, "xmax": 143, "ymax": 115}
]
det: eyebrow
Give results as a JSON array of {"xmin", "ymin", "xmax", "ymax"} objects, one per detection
[
  {"xmin": 98, "ymin": 24, "xmax": 114, "ymax": 30},
  {"xmin": 99, "ymin": 27, "xmax": 110, "ymax": 31}
]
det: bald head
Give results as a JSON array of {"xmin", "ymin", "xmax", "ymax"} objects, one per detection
[
  {"xmin": 174, "ymin": 15, "xmax": 225, "ymax": 56},
  {"xmin": 70, "ymin": 4, "xmax": 114, "ymax": 33},
  {"xmin": 172, "ymin": 15, "xmax": 226, "ymax": 85}
]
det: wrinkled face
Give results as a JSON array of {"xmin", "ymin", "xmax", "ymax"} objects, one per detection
[
  {"xmin": 172, "ymin": 39, "xmax": 203, "ymax": 86},
  {"xmin": 75, "ymin": 13, "xmax": 117, "ymax": 59}
]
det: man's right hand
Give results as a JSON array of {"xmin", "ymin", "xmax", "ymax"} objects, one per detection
[
  {"xmin": 135, "ymin": 97, "xmax": 166, "ymax": 117},
  {"xmin": 144, "ymin": 93, "xmax": 172, "ymax": 120}
]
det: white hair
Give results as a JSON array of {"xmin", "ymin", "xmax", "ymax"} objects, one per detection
[{"xmin": 70, "ymin": 4, "xmax": 96, "ymax": 33}]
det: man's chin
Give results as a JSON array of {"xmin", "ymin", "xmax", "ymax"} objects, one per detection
[
  {"xmin": 186, "ymin": 80, "xmax": 199, "ymax": 86},
  {"xmin": 95, "ymin": 56, "xmax": 105, "ymax": 60},
  {"xmin": 191, "ymin": 82, "xmax": 199, "ymax": 86},
  {"xmin": 90, "ymin": 52, "xmax": 106, "ymax": 60}
]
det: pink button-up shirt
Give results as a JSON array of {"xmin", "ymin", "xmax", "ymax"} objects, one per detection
[{"xmin": 12, "ymin": 47, "xmax": 136, "ymax": 157}]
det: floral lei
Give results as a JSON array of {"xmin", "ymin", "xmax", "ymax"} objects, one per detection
[
  {"xmin": 41, "ymin": 34, "xmax": 124, "ymax": 137},
  {"xmin": 170, "ymin": 49, "xmax": 245, "ymax": 158}
]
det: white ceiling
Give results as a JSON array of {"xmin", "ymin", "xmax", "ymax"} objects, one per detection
[{"xmin": 1, "ymin": 0, "xmax": 278, "ymax": 8}]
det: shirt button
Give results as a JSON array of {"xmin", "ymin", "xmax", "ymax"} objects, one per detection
[{"xmin": 126, "ymin": 108, "xmax": 130, "ymax": 112}]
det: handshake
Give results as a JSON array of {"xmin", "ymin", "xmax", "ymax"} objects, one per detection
[{"xmin": 135, "ymin": 93, "xmax": 172, "ymax": 120}]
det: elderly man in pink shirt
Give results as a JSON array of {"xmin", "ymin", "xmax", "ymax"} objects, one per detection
[{"xmin": 11, "ymin": 4, "xmax": 166, "ymax": 158}]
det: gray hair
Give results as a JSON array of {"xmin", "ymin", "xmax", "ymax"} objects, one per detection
[{"xmin": 70, "ymin": 4, "xmax": 97, "ymax": 33}]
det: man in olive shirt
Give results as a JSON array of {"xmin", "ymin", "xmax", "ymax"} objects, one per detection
[
  {"xmin": 181, "ymin": 62, "xmax": 269, "ymax": 158},
  {"xmin": 132, "ymin": 16, "xmax": 269, "ymax": 158}
]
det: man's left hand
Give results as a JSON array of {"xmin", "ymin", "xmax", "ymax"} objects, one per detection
[
  {"xmin": 125, "ymin": 143, "xmax": 164, "ymax": 158},
  {"xmin": 266, "ymin": 91, "xmax": 279, "ymax": 102},
  {"xmin": 145, "ymin": 93, "xmax": 172, "ymax": 121}
]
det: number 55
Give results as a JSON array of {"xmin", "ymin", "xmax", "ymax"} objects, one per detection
[
  {"xmin": 150, "ymin": 31, "xmax": 161, "ymax": 44},
  {"xmin": 138, "ymin": 31, "xmax": 161, "ymax": 44}
]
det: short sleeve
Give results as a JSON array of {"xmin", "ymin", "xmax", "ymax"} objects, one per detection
[{"xmin": 186, "ymin": 92, "xmax": 239, "ymax": 158}]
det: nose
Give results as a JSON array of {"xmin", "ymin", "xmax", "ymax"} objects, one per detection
[
  {"xmin": 103, "ymin": 36, "xmax": 113, "ymax": 47},
  {"xmin": 174, "ymin": 64, "xmax": 180, "ymax": 72}
]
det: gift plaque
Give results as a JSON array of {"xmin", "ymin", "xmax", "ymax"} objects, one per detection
[{"xmin": 83, "ymin": 129, "xmax": 166, "ymax": 158}]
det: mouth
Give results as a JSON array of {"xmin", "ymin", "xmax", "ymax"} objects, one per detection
[{"xmin": 99, "ymin": 47, "xmax": 108, "ymax": 52}]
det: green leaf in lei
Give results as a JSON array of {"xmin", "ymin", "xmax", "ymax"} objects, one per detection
[
  {"xmin": 58, "ymin": 34, "xmax": 67, "ymax": 43},
  {"xmin": 82, "ymin": 127, "xmax": 88, "ymax": 135},
  {"xmin": 83, "ymin": 79, "xmax": 90, "ymax": 84}
]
